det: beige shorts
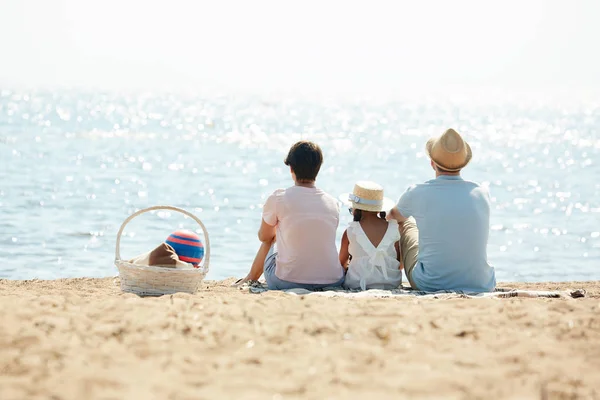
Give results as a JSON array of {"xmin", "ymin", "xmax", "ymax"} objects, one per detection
[{"xmin": 399, "ymin": 217, "xmax": 420, "ymax": 289}]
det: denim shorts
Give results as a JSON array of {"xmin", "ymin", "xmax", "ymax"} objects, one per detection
[{"xmin": 264, "ymin": 244, "xmax": 345, "ymax": 290}]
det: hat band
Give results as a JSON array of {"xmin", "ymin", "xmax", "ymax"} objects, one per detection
[{"xmin": 348, "ymin": 193, "xmax": 382, "ymax": 206}]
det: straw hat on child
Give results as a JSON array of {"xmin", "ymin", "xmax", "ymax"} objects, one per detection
[
  {"xmin": 426, "ymin": 128, "xmax": 472, "ymax": 171},
  {"xmin": 341, "ymin": 181, "xmax": 396, "ymax": 212}
]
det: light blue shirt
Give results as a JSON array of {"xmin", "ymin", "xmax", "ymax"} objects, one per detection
[{"xmin": 397, "ymin": 176, "xmax": 496, "ymax": 292}]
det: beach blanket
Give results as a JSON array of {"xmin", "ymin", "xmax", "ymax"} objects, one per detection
[{"xmin": 240, "ymin": 281, "xmax": 586, "ymax": 299}]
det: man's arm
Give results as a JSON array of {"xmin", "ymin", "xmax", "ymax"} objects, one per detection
[
  {"xmin": 386, "ymin": 206, "xmax": 408, "ymax": 223},
  {"xmin": 387, "ymin": 185, "xmax": 415, "ymax": 223}
]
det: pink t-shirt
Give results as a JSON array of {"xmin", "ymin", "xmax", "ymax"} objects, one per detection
[{"xmin": 262, "ymin": 186, "xmax": 343, "ymax": 284}]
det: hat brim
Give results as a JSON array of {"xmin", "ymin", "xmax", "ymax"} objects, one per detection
[
  {"xmin": 339, "ymin": 193, "xmax": 396, "ymax": 213},
  {"xmin": 425, "ymin": 138, "xmax": 472, "ymax": 172}
]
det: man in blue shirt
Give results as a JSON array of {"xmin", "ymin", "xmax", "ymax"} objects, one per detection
[{"xmin": 388, "ymin": 129, "xmax": 496, "ymax": 292}]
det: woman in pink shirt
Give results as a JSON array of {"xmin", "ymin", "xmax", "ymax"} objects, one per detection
[{"xmin": 240, "ymin": 141, "xmax": 345, "ymax": 289}]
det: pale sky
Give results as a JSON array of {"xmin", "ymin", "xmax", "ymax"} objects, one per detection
[{"xmin": 1, "ymin": 0, "xmax": 599, "ymax": 95}]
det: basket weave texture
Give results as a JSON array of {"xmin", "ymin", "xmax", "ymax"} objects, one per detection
[{"xmin": 114, "ymin": 206, "xmax": 210, "ymax": 296}]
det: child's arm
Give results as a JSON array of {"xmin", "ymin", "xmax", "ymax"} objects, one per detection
[
  {"xmin": 395, "ymin": 241, "xmax": 404, "ymax": 270},
  {"xmin": 339, "ymin": 230, "xmax": 350, "ymax": 270}
]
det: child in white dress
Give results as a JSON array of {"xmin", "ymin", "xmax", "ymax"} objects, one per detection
[{"xmin": 339, "ymin": 181, "xmax": 403, "ymax": 290}]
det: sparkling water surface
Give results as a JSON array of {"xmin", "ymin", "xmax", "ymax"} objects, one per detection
[{"xmin": 1, "ymin": 89, "xmax": 599, "ymax": 282}]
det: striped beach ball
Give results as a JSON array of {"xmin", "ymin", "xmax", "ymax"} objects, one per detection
[{"xmin": 165, "ymin": 230, "xmax": 204, "ymax": 268}]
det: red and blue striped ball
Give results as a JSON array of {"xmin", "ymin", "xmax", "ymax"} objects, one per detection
[{"xmin": 165, "ymin": 230, "xmax": 204, "ymax": 268}]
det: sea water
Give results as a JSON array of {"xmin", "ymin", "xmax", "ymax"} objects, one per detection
[{"xmin": 0, "ymin": 89, "xmax": 598, "ymax": 282}]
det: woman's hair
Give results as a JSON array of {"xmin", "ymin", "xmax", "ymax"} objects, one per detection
[
  {"xmin": 353, "ymin": 209, "xmax": 387, "ymax": 221},
  {"xmin": 284, "ymin": 141, "xmax": 323, "ymax": 181}
]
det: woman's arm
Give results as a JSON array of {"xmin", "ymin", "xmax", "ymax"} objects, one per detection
[
  {"xmin": 258, "ymin": 219, "xmax": 276, "ymax": 243},
  {"xmin": 233, "ymin": 192, "xmax": 278, "ymax": 286},
  {"xmin": 339, "ymin": 230, "xmax": 350, "ymax": 270},
  {"xmin": 243, "ymin": 239, "xmax": 273, "ymax": 281},
  {"xmin": 236, "ymin": 221, "xmax": 276, "ymax": 285}
]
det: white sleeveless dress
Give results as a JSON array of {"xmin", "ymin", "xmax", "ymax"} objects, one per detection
[{"xmin": 343, "ymin": 220, "xmax": 402, "ymax": 290}]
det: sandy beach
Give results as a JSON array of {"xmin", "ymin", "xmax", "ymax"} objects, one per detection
[{"xmin": 1, "ymin": 278, "xmax": 599, "ymax": 399}]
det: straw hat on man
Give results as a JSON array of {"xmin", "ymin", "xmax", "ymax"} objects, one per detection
[{"xmin": 425, "ymin": 128, "xmax": 472, "ymax": 172}]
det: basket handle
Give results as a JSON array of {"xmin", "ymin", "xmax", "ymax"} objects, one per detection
[{"xmin": 114, "ymin": 206, "xmax": 210, "ymax": 271}]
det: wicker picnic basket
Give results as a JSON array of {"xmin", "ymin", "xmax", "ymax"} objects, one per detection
[{"xmin": 115, "ymin": 206, "xmax": 211, "ymax": 296}]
